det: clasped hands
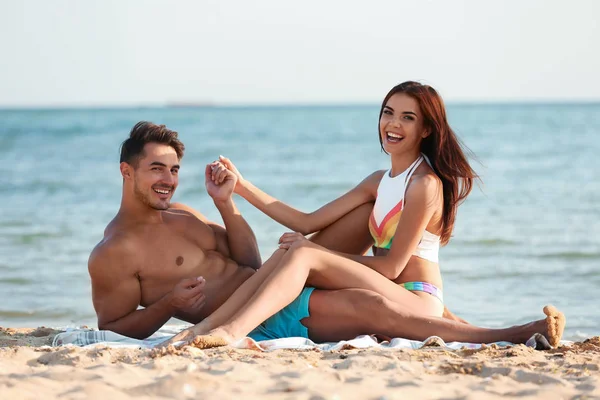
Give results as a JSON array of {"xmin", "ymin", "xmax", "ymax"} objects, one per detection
[{"xmin": 207, "ymin": 156, "xmax": 310, "ymax": 248}]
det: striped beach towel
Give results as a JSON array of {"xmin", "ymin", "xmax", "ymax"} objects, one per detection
[{"xmin": 52, "ymin": 326, "xmax": 556, "ymax": 351}]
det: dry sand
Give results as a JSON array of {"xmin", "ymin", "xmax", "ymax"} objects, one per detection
[{"xmin": 1, "ymin": 327, "xmax": 600, "ymax": 400}]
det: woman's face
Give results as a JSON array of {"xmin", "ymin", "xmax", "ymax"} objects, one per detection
[{"xmin": 379, "ymin": 93, "xmax": 428, "ymax": 155}]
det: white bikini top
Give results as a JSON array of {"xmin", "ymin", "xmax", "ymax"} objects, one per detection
[{"xmin": 368, "ymin": 154, "xmax": 440, "ymax": 263}]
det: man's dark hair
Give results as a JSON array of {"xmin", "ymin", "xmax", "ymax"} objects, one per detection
[{"xmin": 119, "ymin": 121, "xmax": 185, "ymax": 167}]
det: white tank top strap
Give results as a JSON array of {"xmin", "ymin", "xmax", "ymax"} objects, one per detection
[
  {"xmin": 421, "ymin": 152, "xmax": 434, "ymax": 168},
  {"xmin": 403, "ymin": 155, "xmax": 424, "ymax": 198}
]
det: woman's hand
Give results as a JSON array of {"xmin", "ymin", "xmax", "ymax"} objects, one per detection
[
  {"xmin": 278, "ymin": 232, "xmax": 311, "ymax": 249},
  {"xmin": 218, "ymin": 155, "xmax": 245, "ymax": 193}
]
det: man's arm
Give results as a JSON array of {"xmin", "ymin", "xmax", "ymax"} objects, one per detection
[
  {"xmin": 170, "ymin": 201, "xmax": 261, "ymax": 270},
  {"xmin": 213, "ymin": 197, "xmax": 261, "ymax": 269},
  {"xmin": 88, "ymin": 242, "xmax": 205, "ymax": 339},
  {"xmin": 205, "ymin": 163, "xmax": 262, "ymax": 269}
]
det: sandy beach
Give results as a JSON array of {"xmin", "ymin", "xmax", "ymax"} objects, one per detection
[{"xmin": 1, "ymin": 328, "xmax": 599, "ymax": 399}]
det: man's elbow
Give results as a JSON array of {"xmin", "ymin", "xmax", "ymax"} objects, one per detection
[
  {"xmin": 248, "ymin": 255, "xmax": 262, "ymax": 270},
  {"xmin": 98, "ymin": 320, "xmax": 148, "ymax": 340},
  {"xmin": 97, "ymin": 320, "xmax": 116, "ymax": 334}
]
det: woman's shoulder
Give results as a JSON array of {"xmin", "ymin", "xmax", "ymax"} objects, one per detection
[
  {"xmin": 364, "ymin": 169, "xmax": 387, "ymax": 186},
  {"xmin": 414, "ymin": 161, "xmax": 442, "ymax": 183},
  {"xmin": 354, "ymin": 170, "xmax": 387, "ymax": 196},
  {"xmin": 407, "ymin": 168, "xmax": 443, "ymax": 200},
  {"xmin": 371, "ymin": 169, "xmax": 387, "ymax": 180}
]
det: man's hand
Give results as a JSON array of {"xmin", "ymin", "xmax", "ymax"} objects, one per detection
[
  {"xmin": 217, "ymin": 155, "xmax": 245, "ymax": 193},
  {"xmin": 205, "ymin": 162, "xmax": 237, "ymax": 203},
  {"xmin": 169, "ymin": 277, "xmax": 207, "ymax": 314}
]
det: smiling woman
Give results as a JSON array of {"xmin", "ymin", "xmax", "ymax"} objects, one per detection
[
  {"xmin": 376, "ymin": 81, "xmax": 477, "ymax": 246},
  {"xmin": 224, "ymin": 81, "xmax": 478, "ymax": 319}
]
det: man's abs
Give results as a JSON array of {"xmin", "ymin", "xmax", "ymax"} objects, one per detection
[{"xmin": 138, "ymin": 247, "xmax": 254, "ymax": 323}]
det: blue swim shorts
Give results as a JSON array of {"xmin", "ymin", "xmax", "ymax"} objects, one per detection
[{"xmin": 248, "ymin": 287, "xmax": 315, "ymax": 342}]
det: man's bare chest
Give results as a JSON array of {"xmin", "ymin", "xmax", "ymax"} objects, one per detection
[{"xmin": 134, "ymin": 227, "xmax": 211, "ymax": 283}]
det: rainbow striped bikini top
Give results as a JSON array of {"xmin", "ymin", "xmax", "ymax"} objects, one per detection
[{"xmin": 368, "ymin": 154, "xmax": 440, "ymax": 262}]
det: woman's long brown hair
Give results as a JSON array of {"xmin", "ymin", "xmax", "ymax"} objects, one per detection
[{"xmin": 378, "ymin": 81, "xmax": 479, "ymax": 245}]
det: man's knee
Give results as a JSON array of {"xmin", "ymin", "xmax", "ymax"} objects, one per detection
[
  {"xmin": 309, "ymin": 289, "xmax": 386, "ymax": 322},
  {"xmin": 358, "ymin": 290, "xmax": 388, "ymax": 311},
  {"xmin": 339, "ymin": 289, "xmax": 388, "ymax": 315}
]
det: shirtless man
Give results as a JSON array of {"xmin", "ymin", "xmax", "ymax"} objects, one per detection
[
  {"xmin": 89, "ymin": 121, "xmax": 564, "ymax": 348},
  {"xmin": 89, "ymin": 121, "xmax": 260, "ymax": 339}
]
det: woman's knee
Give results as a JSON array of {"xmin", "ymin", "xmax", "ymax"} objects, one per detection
[
  {"xmin": 275, "ymin": 243, "xmax": 315, "ymax": 275},
  {"xmin": 286, "ymin": 242, "xmax": 315, "ymax": 263}
]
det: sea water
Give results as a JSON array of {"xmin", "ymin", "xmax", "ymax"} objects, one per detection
[{"xmin": 1, "ymin": 104, "xmax": 598, "ymax": 340}]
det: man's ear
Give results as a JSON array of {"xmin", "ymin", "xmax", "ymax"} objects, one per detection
[{"xmin": 120, "ymin": 162, "xmax": 133, "ymax": 180}]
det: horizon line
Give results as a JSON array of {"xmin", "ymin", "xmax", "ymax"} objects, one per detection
[{"xmin": 1, "ymin": 99, "xmax": 600, "ymax": 111}]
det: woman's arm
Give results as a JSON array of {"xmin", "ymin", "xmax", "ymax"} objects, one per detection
[
  {"xmin": 342, "ymin": 174, "xmax": 442, "ymax": 279},
  {"xmin": 218, "ymin": 156, "xmax": 382, "ymax": 235},
  {"xmin": 279, "ymin": 173, "xmax": 442, "ymax": 279}
]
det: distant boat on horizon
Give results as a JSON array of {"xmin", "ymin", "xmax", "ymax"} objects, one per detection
[{"xmin": 165, "ymin": 101, "xmax": 217, "ymax": 108}]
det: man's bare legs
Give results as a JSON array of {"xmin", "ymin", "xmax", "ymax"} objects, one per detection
[{"xmin": 303, "ymin": 289, "xmax": 565, "ymax": 347}]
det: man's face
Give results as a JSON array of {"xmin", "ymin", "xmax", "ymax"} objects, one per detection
[{"xmin": 128, "ymin": 143, "xmax": 180, "ymax": 210}]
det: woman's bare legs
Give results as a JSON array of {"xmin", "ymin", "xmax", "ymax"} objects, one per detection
[
  {"xmin": 309, "ymin": 202, "xmax": 374, "ymax": 254},
  {"xmin": 199, "ymin": 243, "xmax": 443, "ymax": 345},
  {"xmin": 165, "ymin": 249, "xmax": 288, "ymax": 345},
  {"xmin": 304, "ymin": 289, "xmax": 565, "ymax": 347}
]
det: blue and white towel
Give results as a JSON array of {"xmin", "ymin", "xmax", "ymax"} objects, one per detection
[{"xmin": 52, "ymin": 326, "xmax": 557, "ymax": 352}]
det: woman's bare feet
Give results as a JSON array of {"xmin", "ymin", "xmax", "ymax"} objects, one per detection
[
  {"xmin": 189, "ymin": 328, "xmax": 237, "ymax": 349},
  {"xmin": 158, "ymin": 320, "xmax": 214, "ymax": 349}
]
